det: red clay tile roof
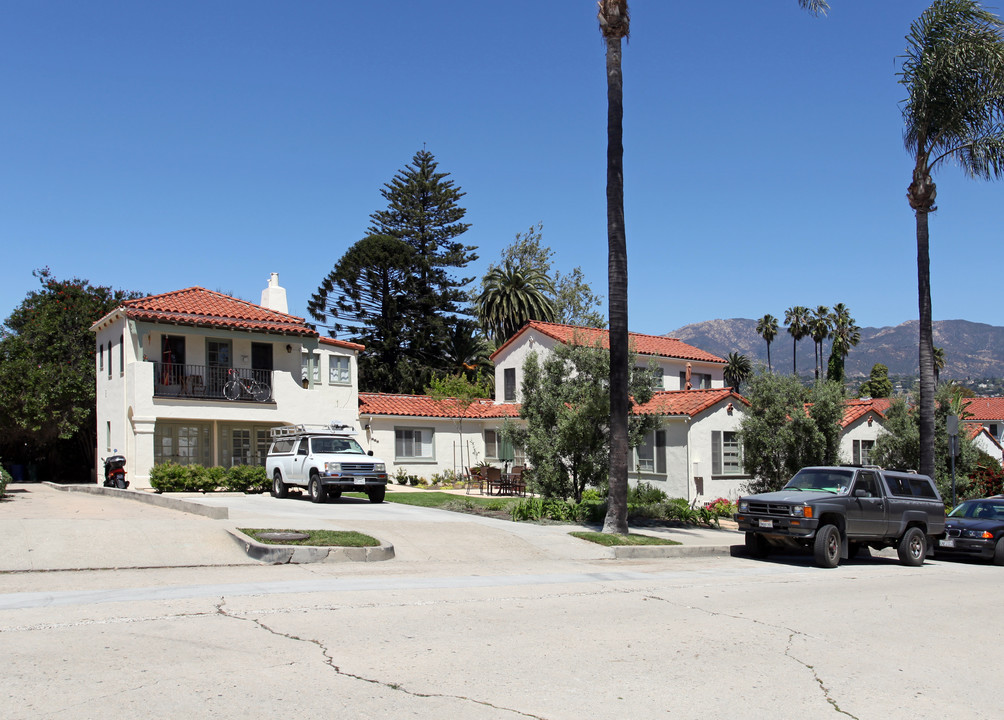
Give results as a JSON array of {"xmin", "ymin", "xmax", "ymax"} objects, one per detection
[
  {"xmin": 319, "ymin": 336, "xmax": 365, "ymax": 352},
  {"xmin": 358, "ymin": 393, "xmax": 520, "ymax": 419},
  {"xmin": 840, "ymin": 398, "xmax": 893, "ymax": 428},
  {"xmin": 114, "ymin": 287, "xmax": 318, "ymax": 337},
  {"xmin": 963, "ymin": 397, "xmax": 1004, "ymax": 421},
  {"xmin": 490, "ymin": 321, "xmax": 726, "ymax": 364},
  {"xmin": 360, "ymin": 389, "xmax": 746, "ymax": 420},
  {"xmin": 633, "ymin": 388, "xmax": 749, "ymax": 417},
  {"xmin": 966, "ymin": 423, "xmax": 985, "ymax": 441},
  {"xmin": 966, "ymin": 423, "xmax": 1004, "ymax": 454}
]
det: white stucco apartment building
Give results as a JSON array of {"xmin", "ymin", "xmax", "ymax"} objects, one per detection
[{"xmin": 91, "ymin": 274, "xmax": 363, "ymax": 489}]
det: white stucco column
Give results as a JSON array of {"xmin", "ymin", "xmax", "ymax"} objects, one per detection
[{"xmin": 130, "ymin": 416, "xmax": 156, "ymax": 489}]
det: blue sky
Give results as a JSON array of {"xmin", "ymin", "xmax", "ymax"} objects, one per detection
[{"xmin": 2, "ymin": 1, "xmax": 999, "ymax": 337}]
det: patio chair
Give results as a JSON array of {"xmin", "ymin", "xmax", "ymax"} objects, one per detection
[
  {"xmin": 508, "ymin": 465, "xmax": 526, "ymax": 497},
  {"xmin": 465, "ymin": 467, "xmax": 485, "ymax": 495},
  {"xmin": 485, "ymin": 466, "xmax": 503, "ymax": 495}
]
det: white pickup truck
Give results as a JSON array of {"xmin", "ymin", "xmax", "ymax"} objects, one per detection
[{"xmin": 265, "ymin": 424, "xmax": 389, "ymax": 503}]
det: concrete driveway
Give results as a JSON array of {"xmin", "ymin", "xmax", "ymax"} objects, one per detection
[{"xmin": 0, "ymin": 483, "xmax": 740, "ymax": 572}]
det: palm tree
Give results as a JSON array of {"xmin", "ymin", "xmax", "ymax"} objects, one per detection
[
  {"xmin": 444, "ymin": 319, "xmax": 493, "ymax": 386},
  {"xmin": 598, "ymin": 0, "xmax": 631, "ymax": 535},
  {"xmin": 756, "ymin": 314, "xmax": 779, "ymax": 372},
  {"xmin": 900, "ymin": 0, "xmax": 1004, "ymax": 478},
  {"xmin": 828, "ymin": 303, "xmax": 861, "ymax": 381},
  {"xmin": 784, "ymin": 306, "xmax": 810, "ymax": 377},
  {"xmin": 723, "ymin": 352, "xmax": 753, "ymax": 393},
  {"xmin": 597, "ymin": 0, "xmax": 829, "ymax": 535},
  {"xmin": 476, "ymin": 259, "xmax": 556, "ymax": 344},
  {"xmin": 809, "ymin": 305, "xmax": 831, "ymax": 380}
]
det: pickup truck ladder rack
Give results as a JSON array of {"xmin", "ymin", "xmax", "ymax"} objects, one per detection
[{"xmin": 270, "ymin": 423, "xmax": 357, "ymax": 438}]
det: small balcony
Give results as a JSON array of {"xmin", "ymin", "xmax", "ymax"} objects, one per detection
[{"xmin": 153, "ymin": 363, "xmax": 274, "ymax": 403}]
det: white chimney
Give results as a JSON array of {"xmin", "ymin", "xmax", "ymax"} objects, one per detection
[{"xmin": 261, "ymin": 272, "xmax": 288, "ymax": 314}]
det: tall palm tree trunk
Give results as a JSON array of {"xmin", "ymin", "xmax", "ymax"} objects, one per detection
[
  {"xmin": 916, "ymin": 207, "xmax": 936, "ymax": 479},
  {"xmin": 602, "ymin": 16, "xmax": 630, "ymax": 535}
]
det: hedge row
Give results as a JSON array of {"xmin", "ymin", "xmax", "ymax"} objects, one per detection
[{"xmin": 149, "ymin": 462, "xmax": 269, "ymax": 493}]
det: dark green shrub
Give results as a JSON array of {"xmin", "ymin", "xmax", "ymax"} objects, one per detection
[
  {"xmin": 0, "ymin": 462, "xmax": 11, "ymax": 498},
  {"xmin": 628, "ymin": 481, "xmax": 668, "ymax": 505},
  {"xmin": 201, "ymin": 465, "xmax": 226, "ymax": 492},
  {"xmin": 226, "ymin": 464, "xmax": 268, "ymax": 493},
  {"xmin": 150, "ymin": 461, "xmax": 195, "ymax": 492},
  {"xmin": 510, "ymin": 497, "xmax": 582, "ymax": 523},
  {"xmin": 151, "ymin": 462, "xmax": 268, "ymax": 493}
]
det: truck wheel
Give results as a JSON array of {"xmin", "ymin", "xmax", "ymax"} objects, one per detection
[
  {"xmin": 813, "ymin": 524, "xmax": 841, "ymax": 568},
  {"xmin": 272, "ymin": 471, "xmax": 287, "ymax": 499},
  {"xmin": 993, "ymin": 537, "xmax": 1004, "ymax": 566},
  {"xmin": 897, "ymin": 527, "xmax": 926, "ymax": 566},
  {"xmin": 367, "ymin": 486, "xmax": 386, "ymax": 504},
  {"xmin": 328, "ymin": 488, "xmax": 342, "ymax": 499},
  {"xmin": 309, "ymin": 473, "xmax": 327, "ymax": 503},
  {"xmin": 745, "ymin": 532, "xmax": 769, "ymax": 558}
]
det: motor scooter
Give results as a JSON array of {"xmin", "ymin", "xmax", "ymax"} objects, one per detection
[{"xmin": 102, "ymin": 455, "xmax": 128, "ymax": 489}]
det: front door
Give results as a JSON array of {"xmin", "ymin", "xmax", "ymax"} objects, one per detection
[
  {"xmin": 207, "ymin": 339, "xmax": 232, "ymax": 397},
  {"xmin": 251, "ymin": 342, "xmax": 273, "ymax": 387},
  {"xmin": 161, "ymin": 335, "xmax": 186, "ymax": 386}
]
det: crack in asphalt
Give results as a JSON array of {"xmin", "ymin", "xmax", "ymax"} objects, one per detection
[
  {"xmin": 783, "ymin": 633, "xmax": 859, "ymax": 719},
  {"xmin": 213, "ymin": 597, "xmax": 549, "ymax": 719},
  {"xmin": 643, "ymin": 593, "xmax": 857, "ymax": 718}
]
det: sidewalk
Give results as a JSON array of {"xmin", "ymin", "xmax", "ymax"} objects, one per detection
[{"xmin": 0, "ymin": 482, "xmax": 743, "ymax": 572}]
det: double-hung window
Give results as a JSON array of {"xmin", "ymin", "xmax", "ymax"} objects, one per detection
[
  {"xmin": 852, "ymin": 439, "xmax": 875, "ymax": 465},
  {"xmin": 712, "ymin": 430, "xmax": 742, "ymax": 475},
  {"xmin": 485, "ymin": 429, "xmax": 499, "ymax": 459},
  {"xmin": 329, "ymin": 356, "xmax": 350, "ymax": 385},
  {"xmin": 395, "ymin": 428, "xmax": 434, "ymax": 460},
  {"xmin": 503, "ymin": 368, "xmax": 516, "ymax": 402},
  {"xmin": 630, "ymin": 430, "xmax": 666, "ymax": 474},
  {"xmin": 680, "ymin": 371, "xmax": 712, "ymax": 389}
]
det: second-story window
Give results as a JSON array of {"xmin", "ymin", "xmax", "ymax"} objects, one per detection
[
  {"xmin": 329, "ymin": 356, "xmax": 350, "ymax": 385},
  {"xmin": 504, "ymin": 368, "xmax": 516, "ymax": 402}
]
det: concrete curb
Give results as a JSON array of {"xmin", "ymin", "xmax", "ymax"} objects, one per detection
[
  {"xmin": 612, "ymin": 544, "xmax": 745, "ymax": 559},
  {"xmin": 226, "ymin": 528, "xmax": 395, "ymax": 564},
  {"xmin": 45, "ymin": 483, "xmax": 229, "ymax": 519}
]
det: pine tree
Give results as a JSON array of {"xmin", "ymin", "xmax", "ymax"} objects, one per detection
[
  {"xmin": 307, "ymin": 234, "xmax": 416, "ymax": 392},
  {"xmin": 368, "ymin": 149, "xmax": 478, "ymax": 387}
]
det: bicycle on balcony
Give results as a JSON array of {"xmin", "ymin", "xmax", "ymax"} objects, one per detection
[{"xmin": 223, "ymin": 368, "xmax": 272, "ymax": 402}]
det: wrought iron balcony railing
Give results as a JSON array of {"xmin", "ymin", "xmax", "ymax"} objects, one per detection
[{"xmin": 153, "ymin": 363, "xmax": 274, "ymax": 402}]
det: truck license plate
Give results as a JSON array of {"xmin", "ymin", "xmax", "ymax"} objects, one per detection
[
  {"xmin": 354, "ymin": 477, "xmax": 365, "ymax": 485},
  {"xmin": 938, "ymin": 538, "xmax": 955, "ymax": 548},
  {"xmin": 758, "ymin": 519, "xmax": 773, "ymax": 529}
]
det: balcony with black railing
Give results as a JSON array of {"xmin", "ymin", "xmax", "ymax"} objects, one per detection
[{"xmin": 153, "ymin": 363, "xmax": 274, "ymax": 402}]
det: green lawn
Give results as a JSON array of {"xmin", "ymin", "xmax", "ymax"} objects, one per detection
[
  {"xmin": 345, "ymin": 490, "xmax": 517, "ymax": 510},
  {"xmin": 238, "ymin": 528, "xmax": 380, "ymax": 547},
  {"xmin": 569, "ymin": 531, "xmax": 681, "ymax": 547}
]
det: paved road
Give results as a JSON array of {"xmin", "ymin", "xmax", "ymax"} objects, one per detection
[{"xmin": 3, "ymin": 484, "xmax": 1001, "ymax": 719}]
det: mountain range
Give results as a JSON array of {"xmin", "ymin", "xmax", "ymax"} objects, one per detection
[{"xmin": 667, "ymin": 319, "xmax": 1004, "ymax": 380}]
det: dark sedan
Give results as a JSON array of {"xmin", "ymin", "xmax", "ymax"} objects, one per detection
[{"xmin": 936, "ymin": 498, "xmax": 1004, "ymax": 565}]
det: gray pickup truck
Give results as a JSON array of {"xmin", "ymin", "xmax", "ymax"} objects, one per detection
[{"xmin": 735, "ymin": 466, "xmax": 946, "ymax": 568}]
